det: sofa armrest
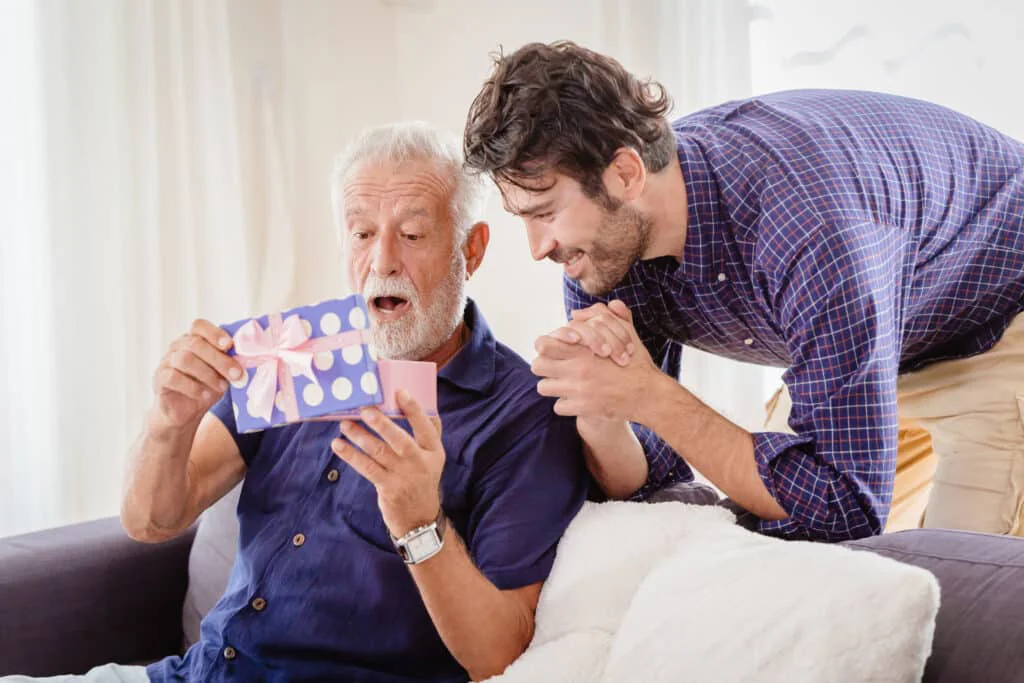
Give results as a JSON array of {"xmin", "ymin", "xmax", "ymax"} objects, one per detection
[
  {"xmin": 0, "ymin": 516, "xmax": 196, "ymax": 676},
  {"xmin": 846, "ymin": 528, "xmax": 1024, "ymax": 683}
]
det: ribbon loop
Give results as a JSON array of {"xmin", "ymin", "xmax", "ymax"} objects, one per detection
[{"xmin": 233, "ymin": 314, "xmax": 317, "ymax": 422}]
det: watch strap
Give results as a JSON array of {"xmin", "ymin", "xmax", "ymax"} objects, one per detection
[{"xmin": 391, "ymin": 509, "xmax": 446, "ymax": 564}]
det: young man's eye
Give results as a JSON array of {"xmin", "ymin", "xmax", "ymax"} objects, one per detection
[
  {"xmin": 352, "ymin": 231, "xmax": 370, "ymax": 240},
  {"xmin": 536, "ymin": 211, "xmax": 554, "ymax": 221}
]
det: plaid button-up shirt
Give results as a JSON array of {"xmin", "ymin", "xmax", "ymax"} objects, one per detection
[{"xmin": 565, "ymin": 89, "xmax": 1024, "ymax": 541}]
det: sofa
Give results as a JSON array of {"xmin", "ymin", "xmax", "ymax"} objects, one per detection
[{"xmin": 3, "ymin": 487, "xmax": 1024, "ymax": 682}]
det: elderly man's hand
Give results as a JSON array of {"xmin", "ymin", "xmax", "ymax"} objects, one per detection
[
  {"xmin": 331, "ymin": 391, "xmax": 445, "ymax": 538},
  {"xmin": 532, "ymin": 306, "xmax": 661, "ymax": 422}
]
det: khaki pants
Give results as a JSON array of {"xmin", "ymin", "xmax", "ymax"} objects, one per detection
[{"xmin": 765, "ymin": 314, "xmax": 1024, "ymax": 536}]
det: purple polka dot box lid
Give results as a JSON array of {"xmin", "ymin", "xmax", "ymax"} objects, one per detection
[{"xmin": 219, "ymin": 294, "xmax": 437, "ymax": 433}]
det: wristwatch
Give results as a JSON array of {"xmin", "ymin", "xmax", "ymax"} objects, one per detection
[{"xmin": 390, "ymin": 510, "xmax": 447, "ymax": 565}]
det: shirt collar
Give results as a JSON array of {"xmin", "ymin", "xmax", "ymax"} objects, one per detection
[
  {"xmin": 672, "ymin": 127, "xmax": 727, "ymax": 283},
  {"xmin": 438, "ymin": 298, "xmax": 496, "ymax": 395}
]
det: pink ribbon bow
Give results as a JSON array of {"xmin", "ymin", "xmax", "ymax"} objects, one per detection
[{"xmin": 233, "ymin": 312, "xmax": 367, "ymax": 424}]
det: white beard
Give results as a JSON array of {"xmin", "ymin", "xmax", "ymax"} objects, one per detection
[{"xmin": 362, "ymin": 251, "xmax": 467, "ymax": 361}]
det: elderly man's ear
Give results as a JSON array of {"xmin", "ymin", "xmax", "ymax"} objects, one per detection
[{"xmin": 463, "ymin": 222, "xmax": 490, "ymax": 280}]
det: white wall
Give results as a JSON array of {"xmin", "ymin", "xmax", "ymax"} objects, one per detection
[{"xmin": 750, "ymin": 0, "xmax": 1024, "ymax": 140}]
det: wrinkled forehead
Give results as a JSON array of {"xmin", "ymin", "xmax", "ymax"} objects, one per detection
[{"xmin": 342, "ymin": 159, "xmax": 454, "ymax": 222}]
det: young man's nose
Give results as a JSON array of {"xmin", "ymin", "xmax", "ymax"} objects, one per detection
[{"xmin": 527, "ymin": 224, "xmax": 556, "ymax": 262}]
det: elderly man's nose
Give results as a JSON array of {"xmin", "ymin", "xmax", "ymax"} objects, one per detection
[{"xmin": 370, "ymin": 239, "xmax": 401, "ymax": 276}]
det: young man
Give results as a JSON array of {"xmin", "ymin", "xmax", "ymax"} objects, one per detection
[
  {"xmin": 463, "ymin": 40, "xmax": 1024, "ymax": 542},
  {"xmin": 6, "ymin": 123, "xmax": 587, "ymax": 683}
]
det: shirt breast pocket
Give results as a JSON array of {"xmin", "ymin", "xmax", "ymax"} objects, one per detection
[{"xmin": 339, "ymin": 458, "xmax": 471, "ymax": 549}]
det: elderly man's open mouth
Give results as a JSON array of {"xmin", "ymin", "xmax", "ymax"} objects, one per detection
[{"xmin": 371, "ymin": 296, "xmax": 412, "ymax": 318}]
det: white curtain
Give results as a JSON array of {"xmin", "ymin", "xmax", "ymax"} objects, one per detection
[
  {"xmin": 0, "ymin": 0, "xmax": 296, "ymax": 536},
  {"xmin": 1, "ymin": 0, "xmax": 57, "ymax": 535}
]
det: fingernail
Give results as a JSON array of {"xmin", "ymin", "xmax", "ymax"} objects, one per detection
[
  {"xmin": 626, "ymin": 343, "xmax": 635, "ymax": 354},
  {"xmin": 229, "ymin": 368, "xmax": 242, "ymax": 380},
  {"xmin": 339, "ymin": 421, "xmax": 350, "ymax": 433},
  {"xmin": 566, "ymin": 331, "xmax": 580, "ymax": 343},
  {"xmin": 397, "ymin": 389, "xmax": 411, "ymax": 402},
  {"xmin": 601, "ymin": 344, "xmax": 611, "ymax": 355},
  {"xmin": 620, "ymin": 353, "xmax": 630, "ymax": 364},
  {"xmin": 219, "ymin": 337, "xmax": 231, "ymax": 348},
  {"xmin": 202, "ymin": 391, "xmax": 212, "ymax": 401},
  {"xmin": 219, "ymin": 380, "xmax": 228, "ymax": 392}
]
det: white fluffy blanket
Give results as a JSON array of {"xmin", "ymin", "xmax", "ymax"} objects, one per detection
[{"xmin": 486, "ymin": 502, "xmax": 939, "ymax": 683}]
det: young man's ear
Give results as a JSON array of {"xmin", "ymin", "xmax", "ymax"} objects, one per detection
[
  {"xmin": 603, "ymin": 147, "xmax": 647, "ymax": 202},
  {"xmin": 463, "ymin": 222, "xmax": 490, "ymax": 279}
]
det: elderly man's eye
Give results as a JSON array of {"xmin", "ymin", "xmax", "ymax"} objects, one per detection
[
  {"xmin": 404, "ymin": 233, "xmax": 423, "ymax": 241},
  {"xmin": 351, "ymin": 231, "xmax": 370, "ymax": 240}
]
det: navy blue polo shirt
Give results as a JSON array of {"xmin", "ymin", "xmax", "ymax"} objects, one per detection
[{"xmin": 147, "ymin": 300, "xmax": 588, "ymax": 682}]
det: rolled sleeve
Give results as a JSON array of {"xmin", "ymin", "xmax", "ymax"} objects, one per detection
[
  {"xmin": 625, "ymin": 424, "xmax": 694, "ymax": 501},
  {"xmin": 753, "ymin": 218, "xmax": 905, "ymax": 541}
]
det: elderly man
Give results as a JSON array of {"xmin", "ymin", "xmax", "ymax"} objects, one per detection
[{"xmin": 5, "ymin": 122, "xmax": 587, "ymax": 683}]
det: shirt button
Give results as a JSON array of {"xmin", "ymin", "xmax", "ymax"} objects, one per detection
[
  {"xmin": 223, "ymin": 646, "xmax": 237, "ymax": 661},
  {"xmin": 744, "ymin": 338, "xmax": 754, "ymax": 346},
  {"xmin": 326, "ymin": 469, "xmax": 339, "ymax": 483},
  {"xmin": 292, "ymin": 533, "xmax": 306, "ymax": 547},
  {"xmin": 717, "ymin": 273, "xmax": 727, "ymax": 282},
  {"xmin": 251, "ymin": 597, "xmax": 267, "ymax": 611}
]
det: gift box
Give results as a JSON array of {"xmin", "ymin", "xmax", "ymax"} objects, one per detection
[
  {"xmin": 329, "ymin": 359, "xmax": 438, "ymax": 419},
  {"xmin": 221, "ymin": 295, "xmax": 437, "ymax": 433}
]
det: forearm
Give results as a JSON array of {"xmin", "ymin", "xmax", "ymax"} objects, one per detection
[
  {"xmin": 640, "ymin": 373, "xmax": 787, "ymax": 520},
  {"xmin": 409, "ymin": 527, "xmax": 535, "ymax": 681},
  {"xmin": 576, "ymin": 418, "xmax": 648, "ymax": 499},
  {"xmin": 120, "ymin": 409, "xmax": 200, "ymax": 540}
]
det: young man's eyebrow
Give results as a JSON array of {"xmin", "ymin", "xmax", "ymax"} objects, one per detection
[{"xmin": 504, "ymin": 200, "xmax": 555, "ymax": 217}]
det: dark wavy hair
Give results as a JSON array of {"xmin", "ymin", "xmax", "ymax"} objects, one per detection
[{"xmin": 463, "ymin": 40, "xmax": 675, "ymax": 204}]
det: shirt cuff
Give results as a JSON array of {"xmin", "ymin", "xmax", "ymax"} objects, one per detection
[
  {"xmin": 752, "ymin": 431, "xmax": 879, "ymax": 541},
  {"xmin": 625, "ymin": 423, "xmax": 694, "ymax": 501}
]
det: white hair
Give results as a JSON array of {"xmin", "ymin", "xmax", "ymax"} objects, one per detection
[{"xmin": 330, "ymin": 121, "xmax": 489, "ymax": 248}]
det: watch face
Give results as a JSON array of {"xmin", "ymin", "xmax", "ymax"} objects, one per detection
[{"xmin": 406, "ymin": 529, "xmax": 441, "ymax": 562}]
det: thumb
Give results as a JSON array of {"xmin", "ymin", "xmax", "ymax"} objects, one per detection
[{"xmin": 609, "ymin": 299, "xmax": 634, "ymax": 324}]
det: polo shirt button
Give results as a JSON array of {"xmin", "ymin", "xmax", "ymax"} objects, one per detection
[
  {"xmin": 717, "ymin": 273, "xmax": 727, "ymax": 282},
  {"xmin": 744, "ymin": 338, "xmax": 754, "ymax": 346},
  {"xmin": 223, "ymin": 646, "xmax": 237, "ymax": 661},
  {"xmin": 293, "ymin": 533, "xmax": 306, "ymax": 547},
  {"xmin": 326, "ymin": 469, "xmax": 339, "ymax": 483},
  {"xmin": 251, "ymin": 597, "xmax": 267, "ymax": 611}
]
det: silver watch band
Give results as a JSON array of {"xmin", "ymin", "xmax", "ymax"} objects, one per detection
[{"xmin": 390, "ymin": 510, "xmax": 447, "ymax": 564}]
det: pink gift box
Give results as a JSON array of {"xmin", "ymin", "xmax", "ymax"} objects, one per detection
[{"xmin": 375, "ymin": 359, "xmax": 438, "ymax": 416}]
